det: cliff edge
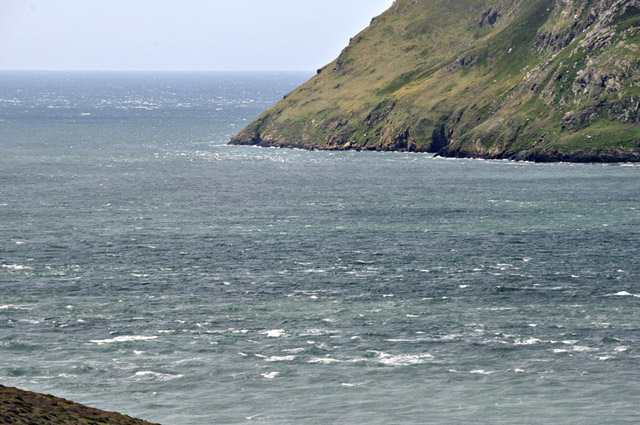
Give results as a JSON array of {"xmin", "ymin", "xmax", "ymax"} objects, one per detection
[{"xmin": 231, "ymin": 0, "xmax": 640, "ymax": 162}]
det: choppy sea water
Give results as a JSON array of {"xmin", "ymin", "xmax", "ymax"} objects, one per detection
[{"xmin": 1, "ymin": 72, "xmax": 639, "ymax": 424}]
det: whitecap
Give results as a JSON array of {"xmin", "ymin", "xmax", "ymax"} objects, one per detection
[
  {"xmin": 134, "ymin": 371, "xmax": 183, "ymax": 381},
  {"xmin": 300, "ymin": 329, "xmax": 331, "ymax": 337},
  {"xmin": 572, "ymin": 346, "xmax": 597, "ymax": 353},
  {"xmin": 372, "ymin": 351, "xmax": 434, "ymax": 366},
  {"xmin": 304, "ymin": 269, "xmax": 327, "ymax": 273},
  {"xmin": 385, "ymin": 338, "xmax": 420, "ymax": 342},
  {"xmin": 439, "ymin": 334, "xmax": 462, "ymax": 341},
  {"xmin": 2, "ymin": 264, "xmax": 33, "ymax": 271},
  {"xmin": 0, "ymin": 305, "xmax": 30, "ymax": 311},
  {"xmin": 514, "ymin": 337, "xmax": 542, "ymax": 345},
  {"xmin": 261, "ymin": 329, "xmax": 287, "ymax": 338},
  {"xmin": 261, "ymin": 371, "xmax": 279, "ymax": 379},
  {"xmin": 90, "ymin": 335, "xmax": 158, "ymax": 345},
  {"xmin": 308, "ymin": 357, "xmax": 341, "ymax": 364},
  {"xmin": 611, "ymin": 291, "xmax": 640, "ymax": 298},
  {"xmin": 469, "ymin": 370, "xmax": 494, "ymax": 375},
  {"xmin": 265, "ymin": 355, "xmax": 296, "ymax": 362},
  {"xmin": 282, "ymin": 348, "xmax": 305, "ymax": 354}
]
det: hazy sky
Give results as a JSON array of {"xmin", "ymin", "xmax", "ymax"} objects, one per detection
[{"xmin": 0, "ymin": 0, "xmax": 394, "ymax": 71}]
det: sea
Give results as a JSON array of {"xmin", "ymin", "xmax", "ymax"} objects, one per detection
[{"xmin": 1, "ymin": 71, "xmax": 639, "ymax": 424}]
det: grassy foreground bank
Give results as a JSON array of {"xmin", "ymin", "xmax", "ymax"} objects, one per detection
[{"xmin": 0, "ymin": 385, "xmax": 159, "ymax": 425}]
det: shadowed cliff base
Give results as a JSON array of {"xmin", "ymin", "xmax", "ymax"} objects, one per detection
[
  {"xmin": 0, "ymin": 385, "xmax": 160, "ymax": 425},
  {"xmin": 231, "ymin": 0, "xmax": 640, "ymax": 163}
]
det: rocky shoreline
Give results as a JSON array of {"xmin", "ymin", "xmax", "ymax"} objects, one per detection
[{"xmin": 230, "ymin": 136, "xmax": 640, "ymax": 163}]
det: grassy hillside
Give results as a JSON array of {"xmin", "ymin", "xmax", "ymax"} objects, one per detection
[
  {"xmin": 231, "ymin": 0, "xmax": 640, "ymax": 162},
  {"xmin": 0, "ymin": 385, "xmax": 159, "ymax": 425}
]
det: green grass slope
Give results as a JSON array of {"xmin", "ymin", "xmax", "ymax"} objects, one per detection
[
  {"xmin": 231, "ymin": 0, "xmax": 640, "ymax": 162},
  {"xmin": 0, "ymin": 385, "xmax": 159, "ymax": 425}
]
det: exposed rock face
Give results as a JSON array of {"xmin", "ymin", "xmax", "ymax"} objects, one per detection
[
  {"xmin": 0, "ymin": 385, "xmax": 159, "ymax": 425},
  {"xmin": 231, "ymin": 0, "xmax": 640, "ymax": 162}
]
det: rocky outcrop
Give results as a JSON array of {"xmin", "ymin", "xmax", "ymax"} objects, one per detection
[{"xmin": 231, "ymin": 0, "xmax": 640, "ymax": 162}]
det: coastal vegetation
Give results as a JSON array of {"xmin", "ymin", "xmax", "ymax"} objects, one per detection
[
  {"xmin": 0, "ymin": 385, "xmax": 158, "ymax": 425},
  {"xmin": 231, "ymin": 0, "xmax": 640, "ymax": 162}
]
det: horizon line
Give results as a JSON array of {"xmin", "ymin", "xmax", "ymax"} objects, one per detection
[{"xmin": 0, "ymin": 68, "xmax": 316, "ymax": 73}]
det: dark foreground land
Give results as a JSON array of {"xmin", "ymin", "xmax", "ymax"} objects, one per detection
[{"xmin": 0, "ymin": 385, "xmax": 159, "ymax": 425}]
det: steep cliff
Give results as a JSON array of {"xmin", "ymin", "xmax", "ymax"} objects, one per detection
[{"xmin": 230, "ymin": 0, "xmax": 640, "ymax": 162}]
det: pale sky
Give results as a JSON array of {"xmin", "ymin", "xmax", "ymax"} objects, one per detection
[{"xmin": 0, "ymin": 0, "xmax": 394, "ymax": 71}]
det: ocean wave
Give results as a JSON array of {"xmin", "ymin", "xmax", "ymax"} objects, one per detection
[
  {"xmin": 2, "ymin": 264, "xmax": 33, "ymax": 271},
  {"xmin": 261, "ymin": 329, "xmax": 287, "ymax": 338},
  {"xmin": 0, "ymin": 304, "xmax": 30, "ymax": 311},
  {"xmin": 370, "ymin": 351, "xmax": 434, "ymax": 366},
  {"xmin": 90, "ymin": 335, "xmax": 159, "ymax": 345},
  {"xmin": 470, "ymin": 370, "xmax": 494, "ymax": 375},
  {"xmin": 610, "ymin": 291, "xmax": 640, "ymax": 298},
  {"xmin": 134, "ymin": 371, "xmax": 183, "ymax": 381},
  {"xmin": 513, "ymin": 337, "xmax": 543, "ymax": 345},
  {"xmin": 308, "ymin": 357, "xmax": 343, "ymax": 365},
  {"xmin": 264, "ymin": 355, "xmax": 296, "ymax": 362}
]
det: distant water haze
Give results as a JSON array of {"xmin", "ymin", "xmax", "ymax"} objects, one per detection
[{"xmin": 0, "ymin": 0, "xmax": 394, "ymax": 71}]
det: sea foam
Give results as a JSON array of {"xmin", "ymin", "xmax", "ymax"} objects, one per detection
[{"xmin": 90, "ymin": 335, "xmax": 159, "ymax": 345}]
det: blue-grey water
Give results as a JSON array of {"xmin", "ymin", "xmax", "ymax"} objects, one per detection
[{"xmin": 1, "ymin": 72, "xmax": 639, "ymax": 424}]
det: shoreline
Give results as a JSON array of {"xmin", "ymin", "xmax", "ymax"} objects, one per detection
[{"xmin": 228, "ymin": 138, "xmax": 640, "ymax": 164}]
